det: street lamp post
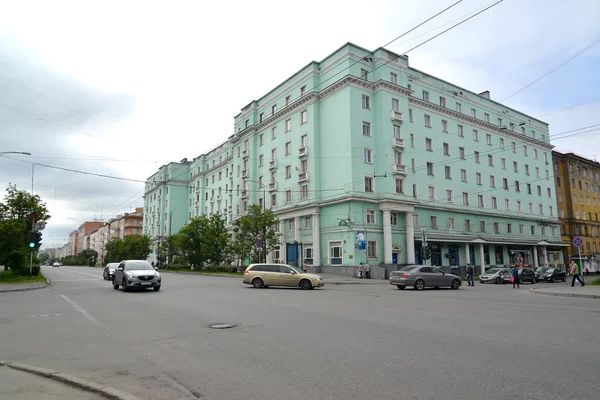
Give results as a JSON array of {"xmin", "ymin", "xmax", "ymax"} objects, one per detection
[{"xmin": 246, "ymin": 179, "xmax": 267, "ymax": 263}]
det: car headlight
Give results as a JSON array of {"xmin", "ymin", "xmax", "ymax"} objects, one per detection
[
  {"xmin": 316, "ymin": 276, "xmax": 323, "ymax": 280},
  {"xmin": 126, "ymin": 273, "xmax": 137, "ymax": 279},
  {"xmin": 155, "ymin": 273, "xmax": 161, "ymax": 278}
]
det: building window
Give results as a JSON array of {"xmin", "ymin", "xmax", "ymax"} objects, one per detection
[
  {"xmin": 461, "ymin": 169, "xmax": 467, "ymax": 182},
  {"xmin": 507, "ymin": 223, "xmax": 512, "ymax": 234},
  {"xmin": 446, "ymin": 189, "xmax": 453, "ymax": 203},
  {"xmin": 480, "ymin": 221, "xmax": 486, "ymax": 232},
  {"xmin": 300, "ymin": 185, "xmax": 308, "ymax": 200},
  {"xmin": 490, "ymin": 175, "xmax": 496, "ymax": 187},
  {"xmin": 488, "ymin": 154, "xmax": 494, "ymax": 166},
  {"xmin": 424, "ymin": 114, "xmax": 431, "ymax": 127},
  {"xmin": 445, "ymin": 166, "xmax": 452, "ymax": 179},
  {"xmin": 272, "ymin": 105, "xmax": 277, "ymax": 115},
  {"xmin": 427, "ymin": 185, "xmax": 436, "ymax": 201},
  {"xmin": 301, "ymin": 110, "xmax": 308, "ymax": 124},
  {"xmin": 390, "ymin": 72, "xmax": 398, "ymax": 84},
  {"xmin": 539, "ymin": 204, "xmax": 544, "ymax": 215},
  {"xmin": 330, "ymin": 241, "xmax": 343, "ymax": 265},
  {"xmin": 531, "ymin": 226, "xmax": 536, "ymax": 235},
  {"xmin": 426, "ymin": 138, "xmax": 433, "ymax": 151},
  {"xmin": 259, "ymin": 154, "xmax": 264, "ymax": 167},
  {"xmin": 285, "ymin": 142, "xmax": 291, "ymax": 155},
  {"xmin": 471, "ymin": 108, "xmax": 476, "ymax": 118},
  {"xmin": 443, "ymin": 143, "xmax": 450, "ymax": 156},
  {"xmin": 366, "ymin": 210, "xmax": 376, "ymax": 224},
  {"xmin": 390, "ymin": 212, "xmax": 398, "ymax": 225},
  {"xmin": 285, "ymin": 96, "xmax": 291, "ymax": 105},
  {"xmin": 500, "ymin": 138, "xmax": 505, "ymax": 149},
  {"xmin": 362, "ymin": 95, "xmax": 371, "ymax": 109},
  {"xmin": 484, "ymin": 113, "xmax": 490, "ymax": 122},
  {"xmin": 365, "ymin": 176, "xmax": 374, "ymax": 192},
  {"xmin": 367, "ymin": 241, "xmax": 377, "ymax": 258},
  {"xmin": 459, "ymin": 147, "xmax": 465, "ymax": 160},
  {"xmin": 426, "ymin": 162, "xmax": 434, "ymax": 176},
  {"xmin": 409, "ymin": 109, "xmax": 413, "ymax": 122},
  {"xmin": 300, "ymin": 86, "xmax": 306, "ymax": 96},
  {"xmin": 475, "ymin": 151, "xmax": 480, "ymax": 163},
  {"xmin": 285, "ymin": 190, "xmax": 292, "ymax": 203},
  {"xmin": 442, "ymin": 120, "xmax": 448, "ymax": 132},
  {"xmin": 271, "ymin": 193, "xmax": 277, "ymax": 206},
  {"xmin": 512, "ymin": 142, "xmax": 517, "ymax": 153},
  {"xmin": 519, "ymin": 224, "xmax": 525, "ymax": 234},
  {"xmin": 478, "ymin": 195, "xmax": 484, "ymax": 207},
  {"xmin": 476, "ymin": 172, "xmax": 482, "ymax": 185},
  {"xmin": 491, "ymin": 196, "xmax": 498, "ymax": 209},
  {"xmin": 462, "ymin": 192, "xmax": 469, "ymax": 205},
  {"xmin": 456, "ymin": 102, "xmax": 462, "ymax": 112},
  {"xmin": 304, "ymin": 246, "xmax": 313, "ymax": 264},
  {"xmin": 430, "ymin": 216, "xmax": 438, "ymax": 229},
  {"xmin": 423, "ymin": 91, "xmax": 429, "ymax": 101},
  {"xmin": 494, "ymin": 222, "xmax": 500, "ymax": 234},
  {"xmin": 395, "ymin": 178, "xmax": 404, "ymax": 194},
  {"xmin": 465, "ymin": 219, "xmax": 472, "ymax": 232},
  {"xmin": 410, "ymin": 134, "xmax": 414, "ymax": 148},
  {"xmin": 503, "ymin": 178, "xmax": 509, "ymax": 190},
  {"xmin": 440, "ymin": 97, "xmax": 446, "ymax": 107},
  {"xmin": 361, "ymin": 121, "xmax": 372, "ymax": 137},
  {"xmin": 304, "ymin": 215, "xmax": 312, "ymax": 229},
  {"xmin": 364, "ymin": 148, "xmax": 373, "ymax": 163},
  {"xmin": 448, "ymin": 218, "xmax": 455, "ymax": 230},
  {"xmin": 473, "ymin": 130, "xmax": 479, "ymax": 141},
  {"xmin": 392, "ymin": 98, "xmax": 400, "ymax": 111},
  {"xmin": 523, "ymin": 145, "xmax": 528, "ymax": 156},
  {"xmin": 413, "ymin": 184, "xmax": 418, "ymax": 198},
  {"xmin": 505, "ymin": 198, "xmax": 510, "ymax": 210},
  {"xmin": 501, "ymin": 158, "xmax": 506, "ymax": 170},
  {"xmin": 361, "ymin": 69, "xmax": 368, "ymax": 80},
  {"xmin": 486, "ymin": 134, "xmax": 492, "ymax": 145},
  {"xmin": 285, "ymin": 119, "xmax": 292, "ymax": 132}
]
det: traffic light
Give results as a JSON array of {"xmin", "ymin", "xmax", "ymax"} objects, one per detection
[
  {"xmin": 424, "ymin": 246, "xmax": 432, "ymax": 260},
  {"xmin": 28, "ymin": 232, "xmax": 36, "ymax": 248},
  {"xmin": 34, "ymin": 231, "xmax": 42, "ymax": 249}
]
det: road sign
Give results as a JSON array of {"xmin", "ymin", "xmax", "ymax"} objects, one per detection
[
  {"xmin": 573, "ymin": 236, "xmax": 583, "ymax": 247},
  {"xmin": 35, "ymin": 221, "xmax": 46, "ymax": 230},
  {"xmin": 257, "ymin": 240, "xmax": 263, "ymax": 248}
]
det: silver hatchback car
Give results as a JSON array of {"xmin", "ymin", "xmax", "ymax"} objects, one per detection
[
  {"xmin": 113, "ymin": 260, "xmax": 161, "ymax": 292},
  {"xmin": 389, "ymin": 265, "xmax": 462, "ymax": 290}
]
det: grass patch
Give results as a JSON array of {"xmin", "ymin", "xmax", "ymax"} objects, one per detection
[
  {"xmin": 0, "ymin": 270, "xmax": 47, "ymax": 284},
  {"xmin": 162, "ymin": 269, "xmax": 243, "ymax": 277},
  {"xmin": 589, "ymin": 277, "xmax": 600, "ymax": 286}
]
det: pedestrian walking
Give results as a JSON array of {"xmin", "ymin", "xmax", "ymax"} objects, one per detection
[
  {"xmin": 570, "ymin": 260, "xmax": 585, "ymax": 287},
  {"xmin": 512, "ymin": 265, "xmax": 520, "ymax": 289},
  {"xmin": 466, "ymin": 263, "xmax": 474, "ymax": 286},
  {"xmin": 365, "ymin": 264, "xmax": 371, "ymax": 279},
  {"xmin": 302, "ymin": 262, "xmax": 308, "ymax": 273},
  {"xmin": 358, "ymin": 263, "xmax": 364, "ymax": 279}
]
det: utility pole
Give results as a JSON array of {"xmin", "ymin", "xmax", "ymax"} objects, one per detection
[{"xmin": 421, "ymin": 228, "xmax": 427, "ymax": 266}]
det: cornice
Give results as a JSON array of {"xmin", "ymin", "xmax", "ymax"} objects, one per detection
[{"xmin": 408, "ymin": 97, "xmax": 554, "ymax": 150}]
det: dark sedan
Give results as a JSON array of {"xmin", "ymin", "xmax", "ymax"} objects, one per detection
[
  {"xmin": 389, "ymin": 265, "xmax": 461, "ymax": 290},
  {"xmin": 536, "ymin": 268, "xmax": 566, "ymax": 283}
]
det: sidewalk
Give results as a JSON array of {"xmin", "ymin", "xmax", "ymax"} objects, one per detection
[
  {"xmin": 530, "ymin": 284, "xmax": 600, "ymax": 299},
  {"xmin": 0, "ymin": 282, "xmax": 48, "ymax": 293},
  {"xmin": 319, "ymin": 273, "xmax": 388, "ymax": 285},
  {"xmin": 0, "ymin": 365, "xmax": 104, "ymax": 400}
]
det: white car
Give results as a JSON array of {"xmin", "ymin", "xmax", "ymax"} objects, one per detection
[
  {"xmin": 113, "ymin": 260, "xmax": 161, "ymax": 292},
  {"xmin": 52, "ymin": 262, "xmax": 60, "ymax": 268}
]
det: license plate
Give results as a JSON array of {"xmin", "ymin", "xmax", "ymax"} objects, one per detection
[{"xmin": 141, "ymin": 282, "xmax": 151, "ymax": 286}]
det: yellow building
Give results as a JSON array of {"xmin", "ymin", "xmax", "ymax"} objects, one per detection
[{"xmin": 553, "ymin": 151, "xmax": 600, "ymax": 271}]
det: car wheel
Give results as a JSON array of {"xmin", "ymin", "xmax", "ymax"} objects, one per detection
[
  {"xmin": 495, "ymin": 277, "xmax": 501, "ymax": 284},
  {"xmin": 562, "ymin": 277, "xmax": 566, "ymax": 282},
  {"xmin": 518, "ymin": 277, "xmax": 523, "ymax": 285},
  {"xmin": 122, "ymin": 278, "xmax": 129, "ymax": 292},
  {"xmin": 300, "ymin": 279, "xmax": 312, "ymax": 290},
  {"xmin": 396, "ymin": 285, "xmax": 405, "ymax": 290},
  {"xmin": 252, "ymin": 278, "xmax": 264, "ymax": 288},
  {"xmin": 531, "ymin": 277, "xmax": 535, "ymax": 284},
  {"xmin": 549, "ymin": 277, "xmax": 554, "ymax": 283},
  {"xmin": 154, "ymin": 286, "xmax": 161, "ymax": 291},
  {"xmin": 112, "ymin": 279, "xmax": 119, "ymax": 290},
  {"xmin": 451, "ymin": 279, "xmax": 460, "ymax": 290},
  {"xmin": 414, "ymin": 279, "xmax": 425, "ymax": 291}
]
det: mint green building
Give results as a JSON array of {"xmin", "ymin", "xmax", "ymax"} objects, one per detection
[{"xmin": 143, "ymin": 42, "xmax": 567, "ymax": 274}]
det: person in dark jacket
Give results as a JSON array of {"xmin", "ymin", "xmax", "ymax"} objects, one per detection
[
  {"xmin": 466, "ymin": 263, "xmax": 474, "ymax": 286},
  {"xmin": 512, "ymin": 265, "xmax": 520, "ymax": 289}
]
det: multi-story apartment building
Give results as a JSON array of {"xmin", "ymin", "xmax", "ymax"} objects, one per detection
[
  {"xmin": 143, "ymin": 161, "xmax": 191, "ymax": 262},
  {"xmin": 553, "ymin": 151, "xmax": 600, "ymax": 271},
  {"xmin": 143, "ymin": 42, "xmax": 567, "ymax": 273}
]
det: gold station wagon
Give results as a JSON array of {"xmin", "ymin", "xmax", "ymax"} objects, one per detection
[{"xmin": 243, "ymin": 263, "xmax": 324, "ymax": 289}]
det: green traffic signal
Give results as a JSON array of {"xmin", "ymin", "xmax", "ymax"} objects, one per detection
[{"xmin": 29, "ymin": 242, "xmax": 35, "ymax": 248}]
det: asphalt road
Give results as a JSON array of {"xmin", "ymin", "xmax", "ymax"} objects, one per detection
[{"xmin": 1, "ymin": 266, "xmax": 598, "ymax": 400}]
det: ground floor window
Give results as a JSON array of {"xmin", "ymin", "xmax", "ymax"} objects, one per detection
[
  {"xmin": 304, "ymin": 245, "xmax": 313, "ymax": 265},
  {"xmin": 367, "ymin": 240, "xmax": 377, "ymax": 258},
  {"xmin": 329, "ymin": 241, "xmax": 343, "ymax": 265},
  {"xmin": 273, "ymin": 246, "xmax": 280, "ymax": 263}
]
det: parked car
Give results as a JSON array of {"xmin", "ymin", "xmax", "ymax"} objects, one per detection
[
  {"xmin": 243, "ymin": 263, "xmax": 324, "ymax": 289},
  {"xmin": 113, "ymin": 260, "xmax": 161, "ymax": 292},
  {"xmin": 103, "ymin": 262, "xmax": 120, "ymax": 280},
  {"xmin": 389, "ymin": 265, "xmax": 461, "ymax": 290},
  {"xmin": 479, "ymin": 268, "xmax": 511, "ymax": 284},
  {"xmin": 536, "ymin": 268, "xmax": 566, "ymax": 283},
  {"xmin": 52, "ymin": 262, "xmax": 60, "ymax": 268},
  {"xmin": 516, "ymin": 267, "xmax": 537, "ymax": 284}
]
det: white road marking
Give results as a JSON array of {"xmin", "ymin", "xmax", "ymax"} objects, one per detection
[
  {"xmin": 60, "ymin": 294, "xmax": 98, "ymax": 325},
  {"xmin": 51, "ymin": 279, "xmax": 99, "ymax": 282},
  {"xmin": 58, "ymin": 268, "xmax": 103, "ymax": 279}
]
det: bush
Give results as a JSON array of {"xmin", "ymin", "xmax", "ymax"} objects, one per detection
[
  {"xmin": 202, "ymin": 265, "xmax": 238, "ymax": 273},
  {"xmin": 164, "ymin": 264, "xmax": 187, "ymax": 270}
]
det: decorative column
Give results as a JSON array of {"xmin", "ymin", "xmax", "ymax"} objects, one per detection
[
  {"xmin": 542, "ymin": 246, "xmax": 548, "ymax": 266},
  {"xmin": 279, "ymin": 220, "xmax": 286, "ymax": 263},
  {"xmin": 479, "ymin": 243, "xmax": 486, "ymax": 274},
  {"xmin": 312, "ymin": 212, "xmax": 321, "ymax": 267},
  {"xmin": 464, "ymin": 242, "xmax": 470, "ymax": 265},
  {"xmin": 294, "ymin": 216, "xmax": 301, "ymax": 242},
  {"xmin": 533, "ymin": 245, "xmax": 539, "ymax": 268},
  {"xmin": 382, "ymin": 209, "xmax": 393, "ymax": 264},
  {"xmin": 406, "ymin": 212, "xmax": 415, "ymax": 264},
  {"xmin": 502, "ymin": 246, "xmax": 510, "ymax": 267}
]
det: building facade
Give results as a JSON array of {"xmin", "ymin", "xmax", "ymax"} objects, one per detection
[
  {"xmin": 553, "ymin": 151, "xmax": 600, "ymax": 271},
  {"xmin": 143, "ymin": 42, "xmax": 567, "ymax": 273}
]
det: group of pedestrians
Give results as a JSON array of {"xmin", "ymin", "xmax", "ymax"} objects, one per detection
[{"xmin": 358, "ymin": 263, "xmax": 371, "ymax": 279}]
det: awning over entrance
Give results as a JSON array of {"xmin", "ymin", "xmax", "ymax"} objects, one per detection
[{"xmin": 415, "ymin": 233, "xmax": 570, "ymax": 247}]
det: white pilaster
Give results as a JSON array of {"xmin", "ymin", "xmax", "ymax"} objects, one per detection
[
  {"xmin": 312, "ymin": 212, "xmax": 321, "ymax": 266},
  {"xmin": 406, "ymin": 212, "xmax": 415, "ymax": 264},
  {"xmin": 542, "ymin": 246, "xmax": 548, "ymax": 266},
  {"xmin": 294, "ymin": 216, "xmax": 301, "ymax": 242},
  {"xmin": 382, "ymin": 209, "xmax": 393, "ymax": 264},
  {"xmin": 533, "ymin": 245, "xmax": 539, "ymax": 268},
  {"xmin": 465, "ymin": 242, "xmax": 470, "ymax": 265},
  {"xmin": 502, "ymin": 246, "xmax": 509, "ymax": 267},
  {"xmin": 479, "ymin": 243, "xmax": 486, "ymax": 273},
  {"xmin": 279, "ymin": 220, "xmax": 286, "ymax": 263}
]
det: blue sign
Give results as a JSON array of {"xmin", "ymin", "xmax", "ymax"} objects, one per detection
[
  {"xmin": 573, "ymin": 237, "xmax": 583, "ymax": 247},
  {"xmin": 357, "ymin": 231, "xmax": 366, "ymax": 250},
  {"xmin": 257, "ymin": 240, "xmax": 263, "ymax": 248}
]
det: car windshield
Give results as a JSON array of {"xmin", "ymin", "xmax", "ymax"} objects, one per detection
[
  {"xmin": 536, "ymin": 267, "xmax": 549, "ymax": 272},
  {"xmin": 486, "ymin": 268, "xmax": 501, "ymax": 274},
  {"xmin": 399, "ymin": 266, "xmax": 419, "ymax": 272},
  {"xmin": 125, "ymin": 262, "xmax": 153, "ymax": 270},
  {"xmin": 287, "ymin": 265, "xmax": 304, "ymax": 274},
  {"xmin": 545, "ymin": 268, "xmax": 555, "ymax": 273}
]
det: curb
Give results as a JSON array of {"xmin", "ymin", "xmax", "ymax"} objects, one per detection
[
  {"xmin": 330, "ymin": 281, "xmax": 388, "ymax": 285},
  {"xmin": 161, "ymin": 270, "xmax": 241, "ymax": 278},
  {"xmin": 0, "ymin": 282, "xmax": 48, "ymax": 293},
  {"xmin": 529, "ymin": 288, "xmax": 600, "ymax": 299},
  {"xmin": 2, "ymin": 362, "xmax": 140, "ymax": 400}
]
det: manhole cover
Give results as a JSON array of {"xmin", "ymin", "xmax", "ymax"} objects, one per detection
[{"xmin": 208, "ymin": 323, "xmax": 238, "ymax": 329}]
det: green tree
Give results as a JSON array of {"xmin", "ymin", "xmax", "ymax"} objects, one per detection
[
  {"xmin": 175, "ymin": 213, "xmax": 231, "ymax": 268},
  {"xmin": 232, "ymin": 205, "xmax": 279, "ymax": 264},
  {"xmin": 157, "ymin": 235, "xmax": 179, "ymax": 267},
  {"xmin": 0, "ymin": 184, "xmax": 50, "ymax": 222},
  {"xmin": 78, "ymin": 249, "xmax": 98, "ymax": 266},
  {"xmin": 104, "ymin": 235, "xmax": 151, "ymax": 264},
  {"xmin": 38, "ymin": 252, "xmax": 50, "ymax": 265}
]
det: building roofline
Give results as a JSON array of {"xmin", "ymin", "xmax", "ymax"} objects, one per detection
[{"xmin": 552, "ymin": 150, "xmax": 600, "ymax": 166}]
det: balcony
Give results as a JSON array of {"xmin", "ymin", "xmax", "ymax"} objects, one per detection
[
  {"xmin": 298, "ymin": 146, "xmax": 308, "ymax": 157},
  {"xmin": 298, "ymin": 171, "xmax": 309, "ymax": 182},
  {"xmin": 269, "ymin": 159, "xmax": 277, "ymax": 169},
  {"xmin": 242, "ymin": 169, "xmax": 248, "ymax": 179},
  {"xmin": 242, "ymin": 148, "xmax": 248, "ymax": 158},
  {"xmin": 393, "ymin": 164, "xmax": 408, "ymax": 175},
  {"xmin": 217, "ymin": 195, "xmax": 222, "ymax": 202},
  {"xmin": 229, "ymin": 190, "xmax": 233, "ymax": 197},
  {"xmin": 210, "ymin": 198, "xmax": 215, "ymax": 204},
  {"xmin": 241, "ymin": 190, "xmax": 248, "ymax": 199},
  {"xmin": 392, "ymin": 137, "xmax": 405, "ymax": 149},
  {"xmin": 228, "ymin": 205, "xmax": 232, "ymax": 212},
  {"xmin": 391, "ymin": 110, "xmax": 404, "ymax": 121},
  {"xmin": 268, "ymin": 182, "xmax": 277, "ymax": 191}
]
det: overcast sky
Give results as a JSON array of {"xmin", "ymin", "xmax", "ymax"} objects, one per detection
[{"xmin": 1, "ymin": 0, "xmax": 599, "ymax": 248}]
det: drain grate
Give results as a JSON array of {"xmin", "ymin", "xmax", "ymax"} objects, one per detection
[{"xmin": 208, "ymin": 323, "xmax": 238, "ymax": 329}]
